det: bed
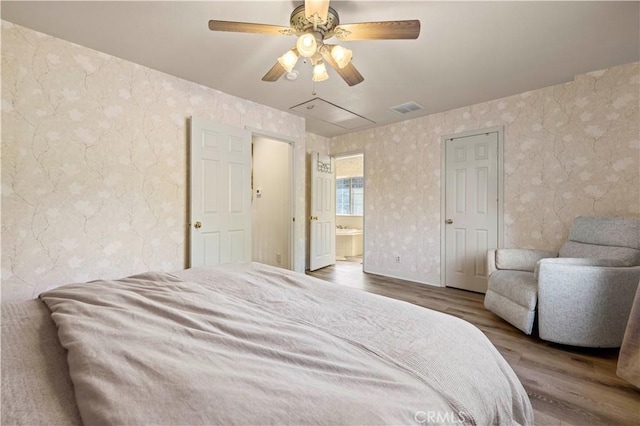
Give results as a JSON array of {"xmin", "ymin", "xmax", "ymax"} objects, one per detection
[{"xmin": 2, "ymin": 262, "xmax": 533, "ymax": 425}]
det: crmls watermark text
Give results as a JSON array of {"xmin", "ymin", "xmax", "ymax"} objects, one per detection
[{"xmin": 414, "ymin": 410, "xmax": 468, "ymax": 424}]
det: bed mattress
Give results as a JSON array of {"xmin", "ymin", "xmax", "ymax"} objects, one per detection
[{"xmin": 2, "ymin": 262, "xmax": 533, "ymax": 425}]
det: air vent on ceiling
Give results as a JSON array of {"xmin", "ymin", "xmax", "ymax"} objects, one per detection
[{"xmin": 390, "ymin": 101, "xmax": 424, "ymax": 115}]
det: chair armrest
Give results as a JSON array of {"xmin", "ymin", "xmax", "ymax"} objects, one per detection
[
  {"xmin": 494, "ymin": 248, "xmax": 558, "ymax": 272},
  {"xmin": 537, "ymin": 262, "xmax": 640, "ymax": 347},
  {"xmin": 487, "ymin": 249, "xmax": 497, "ymax": 277}
]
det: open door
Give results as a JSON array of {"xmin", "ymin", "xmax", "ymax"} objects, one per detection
[
  {"xmin": 309, "ymin": 152, "xmax": 336, "ymax": 271},
  {"xmin": 189, "ymin": 117, "xmax": 252, "ymax": 267}
]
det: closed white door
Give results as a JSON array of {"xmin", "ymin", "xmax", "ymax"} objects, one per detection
[
  {"xmin": 189, "ymin": 117, "xmax": 252, "ymax": 267},
  {"xmin": 309, "ymin": 152, "xmax": 336, "ymax": 271},
  {"xmin": 444, "ymin": 132, "xmax": 498, "ymax": 293}
]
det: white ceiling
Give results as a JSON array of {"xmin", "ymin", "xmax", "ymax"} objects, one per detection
[{"xmin": 2, "ymin": 1, "xmax": 639, "ymax": 137}]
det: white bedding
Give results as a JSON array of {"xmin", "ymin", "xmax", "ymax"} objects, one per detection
[{"xmin": 33, "ymin": 262, "xmax": 532, "ymax": 425}]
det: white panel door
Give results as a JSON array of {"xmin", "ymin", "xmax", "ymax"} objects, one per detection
[
  {"xmin": 309, "ymin": 152, "xmax": 336, "ymax": 271},
  {"xmin": 444, "ymin": 132, "xmax": 498, "ymax": 293},
  {"xmin": 190, "ymin": 117, "xmax": 251, "ymax": 267}
]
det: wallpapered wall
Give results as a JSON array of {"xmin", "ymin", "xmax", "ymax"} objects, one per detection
[
  {"xmin": 331, "ymin": 62, "xmax": 640, "ymax": 285},
  {"xmin": 1, "ymin": 22, "xmax": 307, "ymax": 301},
  {"xmin": 2, "ymin": 22, "xmax": 638, "ymax": 299},
  {"xmin": 336, "ymin": 155, "xmax": 364, "ymax": 178}
]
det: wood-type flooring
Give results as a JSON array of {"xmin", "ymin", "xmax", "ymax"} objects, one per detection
[{"xmin": 306, "ymin": 258, "xmax": 640, "ymax": 426}]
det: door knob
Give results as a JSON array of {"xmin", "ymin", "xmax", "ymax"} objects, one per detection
[
  {"xmin": 194, "ymin": 221, "xmax": 202, "ymax": 229},
  {"xmin": 446, "ymin": 219, "xmax": 453, "ymax": 224},
  {"xmin": 310, "ymin": 216, "xmax": 318, "ymax": 221}
]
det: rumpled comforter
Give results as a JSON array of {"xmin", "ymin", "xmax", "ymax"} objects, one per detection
[{"xmin": 40, "ymin": 262, "xmax": 533, "ymax": 425}]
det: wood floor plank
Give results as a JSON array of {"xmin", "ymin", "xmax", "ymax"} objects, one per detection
[{"xmin": 307, "ymin": 259, "xmax": 640, "ymax": 426}]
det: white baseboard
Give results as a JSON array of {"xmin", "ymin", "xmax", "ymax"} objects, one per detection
[{"xmin": 363, "ymin": 266, "xmax": 442, "ymax": 288}]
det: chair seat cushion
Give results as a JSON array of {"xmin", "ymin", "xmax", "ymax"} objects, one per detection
[{"xmin": 487, "ymin": 270, "xmax": 538, "ymax": 310}]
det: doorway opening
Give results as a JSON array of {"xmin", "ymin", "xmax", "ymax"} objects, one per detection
[
  {"xmin": 335, "ymin": 153, "xmax": 365, "ymax": 268},
  {"xmin": 251, "ymin": 136, "xmax": 294, "ymax": 270}
]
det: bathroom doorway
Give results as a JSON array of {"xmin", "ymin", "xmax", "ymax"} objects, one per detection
[{"xmin": 335, "ymin": 153, "xmax": 364, "ymax": 268}]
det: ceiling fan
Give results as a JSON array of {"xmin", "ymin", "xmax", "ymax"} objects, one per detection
[{"xmin": 208, "ymin": 0, "xmax": 420, "ymax": 86}]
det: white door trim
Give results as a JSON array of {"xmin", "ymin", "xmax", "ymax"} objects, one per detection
[{"xmin": 440, "ymin": 126, "xmax": 504, "ymax": 287}]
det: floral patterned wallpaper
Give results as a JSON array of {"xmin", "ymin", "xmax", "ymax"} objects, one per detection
[
  {"xmin": 336, "ymin": 155, "xmax": 364, "ymax": 179},
  {"xmin": 1, "ymin": 22, "xmax": 306, "ymax": 301},
  {"xmin": 2, "ymin": 21, "xmax": 638, "ymax": 299},
  {"xmin": 331, "ymin": 62, "xmax": 640, "ymax": 285}
]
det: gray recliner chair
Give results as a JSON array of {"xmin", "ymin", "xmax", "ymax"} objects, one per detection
[{"xmin": 484, "ymin": 216, "xmax": 640, "ymax": 347}]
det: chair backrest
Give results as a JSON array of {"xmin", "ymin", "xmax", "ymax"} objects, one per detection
[{"xmin": 559, "ymin": 216, "xmax": 640, "ymax": 266}]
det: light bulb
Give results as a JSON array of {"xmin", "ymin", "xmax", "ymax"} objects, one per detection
[
  {"xmin": 312, "ymin": 62, "xmax": 329, "ymax": 82},
  {"xmin": 296, "ymin": 33, "xmax": 318, "ymax": 58},
  {"xmin": 277, "ymin": 50, "xmax": 299, "ymax": 73},
  {"xmin": 330, "ymin": 45, "xmax": 352, "ymax": 69}
]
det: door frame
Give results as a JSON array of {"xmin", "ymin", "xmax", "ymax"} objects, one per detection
[
  {"xmin": 246, "ymin": 127, "xmax": 297, "ymax": 270},
  {"xmin": 439, "ymin": 126, "xmax": 504, "ymax": 287},
  {"xmin": 333, "ymin": 150, "xmax": 366, "ymax": 271}
]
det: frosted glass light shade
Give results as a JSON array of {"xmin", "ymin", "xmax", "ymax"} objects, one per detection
[
  {"xmin": 297, "ymin": 33, "xmax": 317, "ymax": 58},
  {"xmin": 277, "ymin": 50, "xmax": 299, "ymax": 73},
  {"xmin": 312, "ymin": 62, "xmax": 329, "ymax": 82},
  {"xmin": 330, "ymin": 45, "xmax": 352, "ymax": 69}
]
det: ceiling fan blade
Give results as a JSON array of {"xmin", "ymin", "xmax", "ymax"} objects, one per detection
[
  {"xmin": 262, "ymin": 61, "xmax": 287, "ymax": 82},
  {"xmin": 335, "ymin": 20, "xmax": 420, "ymax": 41},
  {"xmin": 332, "ymin": 62, "xmax": 365, "ymax": 87},
  {"xmin": 305, "ymin": 0, "xmax": 331, "ymax": 24},
  {"xmin": 321, "ymin": 47, "xmax": 364, "ymax": 86},
  {"xmin": 208, "ymin": 20, "xmax": 292, "ymax": 36}
]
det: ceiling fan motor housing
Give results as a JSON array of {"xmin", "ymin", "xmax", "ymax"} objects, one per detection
[{"xmin": 290, "ymin": 5, "xmax": 340, "ymax": 40}]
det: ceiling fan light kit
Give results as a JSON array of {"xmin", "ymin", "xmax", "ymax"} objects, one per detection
[
  {"xmin": 296, "ymin": 32, "xmax": 320, "ymax": 58},
  {"xmin": 285, "ymin": 70, "xmax": 300, "ymax": 81},
  {"xmin": 312, "ymin": 61, "xmax": 329, "ymax": 82},
  {"xmin": 330, "ymin": 45, "xmax": 352, "ymax": 69},
  {"xmin": 208, "ymin": 0, "xmax": 421, "ymax": 86},
  {"xmin": 278, "ymin": 49, "xmax": 299, "ymax": 73}
]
